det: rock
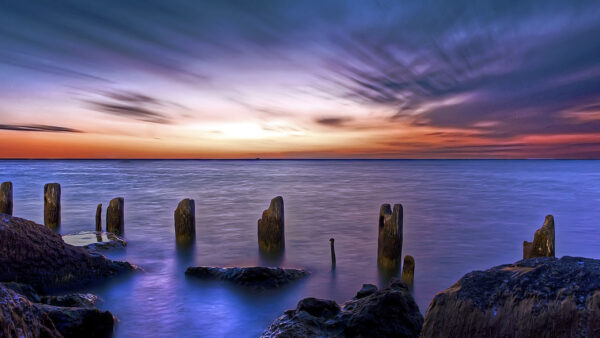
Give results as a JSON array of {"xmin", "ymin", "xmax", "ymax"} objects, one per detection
[
  {"xmin": 523, "ymin": 214, "xmax": 555, "ymax": 259},
  {"xmin": 41, "ymin": 304, "xmax": 115, "ymax": 338},
  {"xmin": 297, "ymin": 298, "xmax": 340, "ymax": 318},
  {"xmin": 0, "ymin": 214, "xmax": 134, "ymax": 292},
  {"xmin": 262, "ymin": 279, "xmax": 423, "ymax": 337},
  {"xmin": 40, "ymin": 293, "xmax": 99, "ymax": 308},
  {"xmin": 0, "ymin": 284, "xmax": 62, "ymax": 337},
  {"xmin": 355, "ymin": 284, "xmax": 378, "ymax": 299},
  {"xmin": 44, "ymin": 183, "xmax": 61, "ymax": 230},
  {"xmin": 185, "ymin": 266, "xmax": 309, "ymax": 289},
  {"xmin": 401, "ymin": 255, "xmax": 415, "ymax": 288},
  {"xmin": 421, "ymin": 256, "xmax": 600, "ymax": 338},
  {"xmin": 1, "ymin": 283, "xmax": 113, "ymax": 338},
  {"xmin": 174, "ymin": 198, "xmax": 195, "ymax": 245},
  {"xmin": 62, "ymin": 231, "xmax": 127, "ymax": 253},
  {"xmin": 258, "ymin": 196, "xmax": 284, "ymax": 252},
  {"xmin": 378, "ymin": 204, "xmax": 403, "ymax": 270},
  {"xmin": 0, "ymin": 181, "xmax": 13, "ymax": 215},
  {"xmin": 106, "ymin": 197, "xmax": 124, "ymax": 236},
  {"xmin": 95, "ymin": 203, "xmax": 102, "ymax": 232}
]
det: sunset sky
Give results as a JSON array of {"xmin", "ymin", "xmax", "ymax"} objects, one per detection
[{"xmin": 1, "ymin": 0, "xmax": 600, "ymax": 158}]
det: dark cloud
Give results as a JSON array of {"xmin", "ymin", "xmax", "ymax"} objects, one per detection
[
  {"xmin": 0, "ymin": 124, "xmax": 82, "ymax": 133},
  {"xmin": 315, "ymin": 116, "xmax": 353, "ymax": 127},
  {"xmin": 85, "ymin": 90, "xmax": 176, "ymax": 124}
]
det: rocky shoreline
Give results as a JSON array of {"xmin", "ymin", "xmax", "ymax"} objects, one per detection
[
  {"xmin": 0, "ymin": 213, "xmax": 136, "ymax": 337},
  {"xmin": 1, "ymin": 200, "xmax": 599, "ymax": 337}
]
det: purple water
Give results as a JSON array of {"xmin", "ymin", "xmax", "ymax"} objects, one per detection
[{"xmin": 1, "ymin": 160, "xmax": 599, "ymax": 337}]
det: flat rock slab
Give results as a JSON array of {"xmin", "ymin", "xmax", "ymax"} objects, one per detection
[
  {"xmin": 262, "ymin": 279, "xmax": 423, "ymax": 337},
  {"xmin": 0, "ymin": 214, "xmax": 135, "ymax": 292},
  {"xmin": 62, "ymin": 231, "xmax": 127, "ymax": 252},
  {"xmin": 185, "ymin": 266, "xmax": 309, "ymax": 289},
  {"xmin": 422, "ymin": 256, "xmax": 600, "ymax": 337}
]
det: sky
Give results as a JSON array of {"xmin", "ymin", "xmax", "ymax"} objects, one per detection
[{"xmin": 1, "ymin": 0, "xmax": 600, "ymax": 159}]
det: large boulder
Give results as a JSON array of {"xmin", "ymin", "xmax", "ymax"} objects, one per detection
[
  {"xmin": 422, "ymin": 256, "xmax": 600, "ymax": 337},
  {"xmin": 185, "ymin": 266, "xmax": 309, "ymax": 289},
  {"xmin": 0, "ymin": 214, "xmax": 134, "ymax": 292},
  {"xmin": 0, "ymin": 283, "xmax": 115, "ymax": 338},
  {"xmin": 262, "ymin": 279, "xmax": 423, "ymax": 337}
]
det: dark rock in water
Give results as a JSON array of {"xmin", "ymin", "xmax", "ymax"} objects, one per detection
[
  {"xmin": 421, "ymin": 256, "xmax": 600, "ymax": 338},
  {"xmin": 262, "ymin": 279, "xmax": 423, "ymax": 337},
  {"xmin": 62, "ymin": 231, "xmax": 127, "ymax": 253},
  {"xmin": 106, "ymin": 197, "xmax": 124, "ymax": 236},
  {"xmin": 523, "ymin": 214, "xmax": 555, "ymax": 259},
  {"xmin": 41, "ymin": 304, "xmax": 115, "ymax": 338},
  {"xmin": 95, "ymin": 203, "xmax": 102, "ymax": 232},
  {"xmin": 44, "ymin": 183, "xmax": 61, "ymax": 230},
  {"xmin": 378, "ymin": 204, "xmax": 403, "ymax": 270},
  {"xmin": 258, "ymin": 196, "xmax": 285, "ymax": 252},
  {"xmin": 0, "ymin": 181, "xmax": 13, "ymax": 216},
  {"xmin": 185, "ymin": 266, "xmax": 308, "ymax": 289},
  {"xmin": 40, "ymin": 293, "xmax": 99, "ymax": 308},
  {"xmin": 0, "ymin": 214, "xmax": 135, "ymax": 292},
  {"xmin": 401, "ymin": 255, "xmax": 415, "ymax": 288},
  {"xmin": 355, "ymin": 283, "xmax": 378, "ymax": 299},
  {"xmin": 174, "ymin": 198, "xmax": 196, "ymax": 245}
]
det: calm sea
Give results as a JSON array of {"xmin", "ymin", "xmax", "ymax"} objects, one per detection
[{"xmin": 1, "ymin": 160, "xmax": 599, "ymax": 337}]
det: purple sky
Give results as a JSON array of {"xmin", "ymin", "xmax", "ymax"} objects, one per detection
[{"xmin": 1, "ymin": 0, "xmax": 600, "ymax": 158}]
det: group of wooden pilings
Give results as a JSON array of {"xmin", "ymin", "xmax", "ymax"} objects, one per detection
[
  {"xmin": 0, "ymin": 181, "xmax": 125, "ymax": 235},
  {"xmin": 2, "ymin": 180, "xmax": 415, "ymax": 285}
]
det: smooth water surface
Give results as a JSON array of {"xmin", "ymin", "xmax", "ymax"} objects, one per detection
[{"xmin": 1, "ymin": 160, "xmax": 599, "ymax": 337}]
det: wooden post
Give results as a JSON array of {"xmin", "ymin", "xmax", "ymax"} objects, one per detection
[
  {"xmin": 401, "ymin": 255, "xmax": 415, "ymax": 288},
  {"xmin": 44, "ymin": 183, "xmax": 61, "ymax": 230},
  {"xmin": 174, "ymin": 199, "xmax": 196, "ymax": 245},
  {"xmin": 377, "ymin": 203, "xmax": 403, "ymax": 270},
  {"xmin": 330, "ymin": 238, "xmax": 336, "ymax": 268},
  {"xmin": 258, "ymin": 196, "xmax": 285, "ymax": 252},
  {"xmin": 95, "ymin": 203, "xmax": 102, "ymax": 232},
  {"xmin": 106, "ymin": 197, "xmax": 124, "ymax": 236},
  {"xmin": 0, "ymin": 182, "xmax": 13, "ymax": 215}
]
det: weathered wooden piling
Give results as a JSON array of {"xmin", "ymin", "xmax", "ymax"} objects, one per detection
[
  {"xmin": 258, "ymin": 196, "xmax": 285, "ymax": 252},
  {"xmin": 44, "ymin": 183, "xmax": 61, "ymax": 230},
  {"xmin": 174, "ymin": 198, "xmax": 196, "ymax": 245},
  {"xmin": 106, "ymin": 197, "xmax": 124, "ymax": 236},
  {"xmin": 330, "ymin": 238, "xmax": 336, "ymax": 268},
  {"xmin": 401, "ymin": 255, "xmax": 415, "ymax": 287},
  {"xmin": 523, "ymin": 215, "xmax": 555, "ymax": 259},
  {"xmin": 0, "ymin": 182, "xmax": 13, "ymax": 215},
  {"xmin": 377, "ymin": 203, "xmax": 403, "ymax": 269},
  {"xmin": 95, "ymin": 203, "xmax": 102, "ymax": 232}
]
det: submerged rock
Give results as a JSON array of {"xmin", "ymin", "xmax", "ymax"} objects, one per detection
[
  {"xmin": 62, "ymin": 231, "xmax": 127, "ymax": 253},
  {"xmin": 523, "ymin": 214, "xmax": 555, "ymax": 259},
  {"xmin": 421, "ymin": 256, "xmax": 600, "ymax": 338},
  {"xmin": 0, "ymin": 283, "xmax": 114, "ymax": 338},
  {"xmin": 185, "ymin": 266, "xmax": 309, "ymax": 289},
  {"xmin": 262, "ymin": 279, "xmax": 423, "ymax": 337},
  {"xmin": 0, "ymin": 214, "xmax": 135, "ymax": 292}
]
